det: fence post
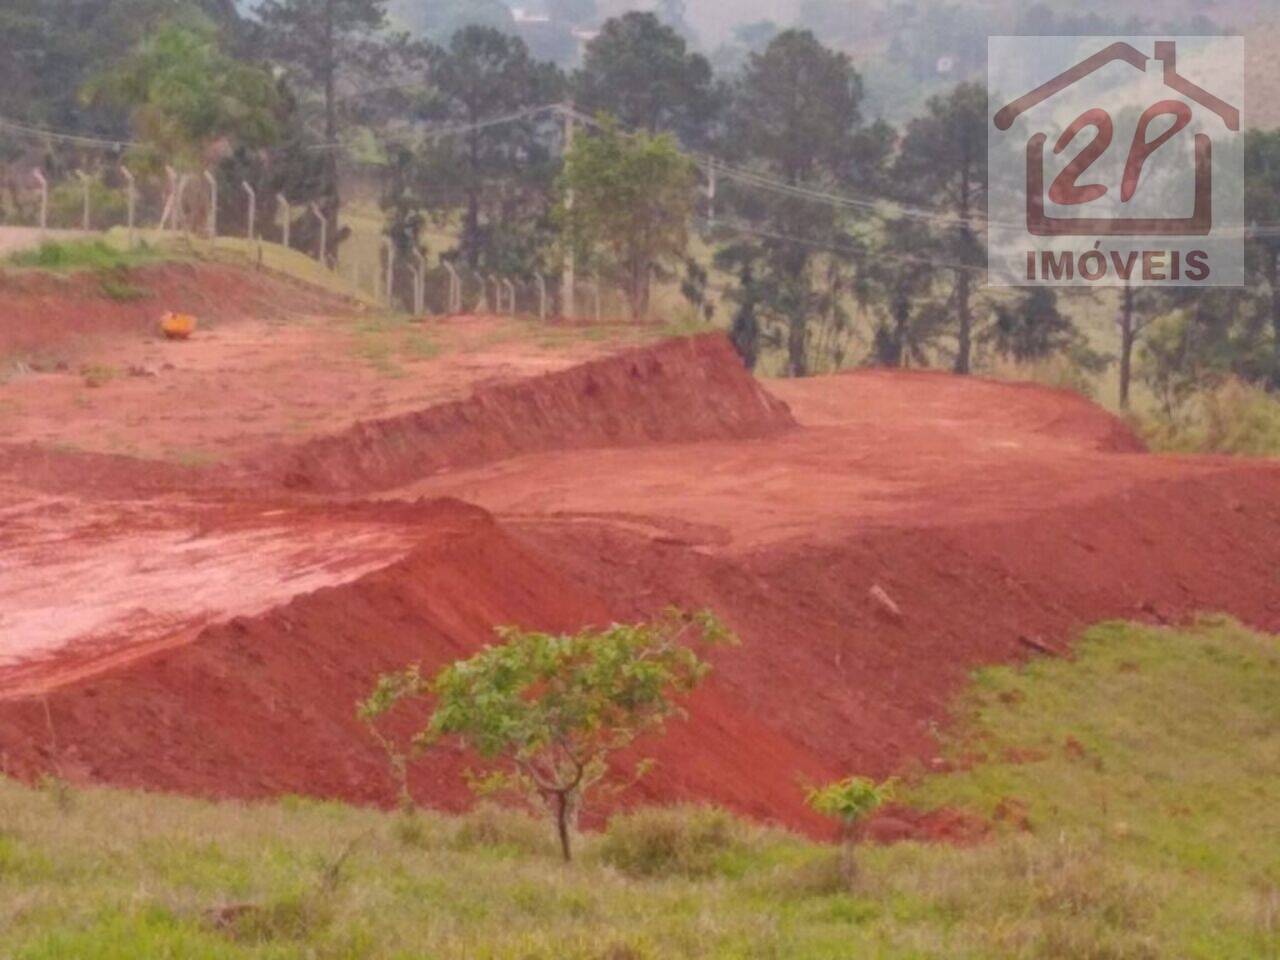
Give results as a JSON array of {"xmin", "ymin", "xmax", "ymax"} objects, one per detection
[
  {"xmin": 277, "ymin": 194, "xmax": 290, "ymax": 249},
  {"xmin": 383, "ymin": 237, "xmax": 395, "ymax": 309},
  {"xmin": 706, "ymin": 157, "xmax": 717, "ymax": 228},
  {"xmin": 32, "ymin": 169, "xmax": 48, "ymax": 235},
  {"xmin": 412, "ymin": 249, "xmax": 426, "ymax": 314},
  {"xmin": 204, "ymin": 170, "xmax": 217, "ymax": 239},
  {"xmin": 309, "ymin": 202, "xmax": 326, "ymax": 265},
  {"xmin": 160, "ymin": 166, "xmax": 177, "ymax": 230},
  {"xmin": 176, "ymin": 173, "xmax": 190, "ymax": 236},
  {"xmin": 442, "ymin": 261, "xmax": 460, "ymax": 314},
  {"xmin": 535, "ymin": 273, "xmax": 547, "ymax": 322},
  {"xmin": 203, "ymin": 170, "xmax": 217, "ymax": 240},
  {"xmin": 503, "ymin": 278, "xmax": 515, "ymax": 316},
  {"xmin": 75, "ymin": 170, "xmax": 90, "ymax": 230},
  {"xmin": 242, "ymin": 182, "xmax": 256, "ymax": 240},
  {"xmin": 593, "ymin": 274, "xmax": 601, "ymax": 323},
  {"xmin": 561, "ymin": 105, "xmax": 575, "ymax": 319},
  {"xmin": 119, "ymin": 166, "xmax": 136, "ymax": 247}
]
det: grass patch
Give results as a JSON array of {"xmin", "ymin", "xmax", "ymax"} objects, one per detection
[
  {"xmin": 1135, "ymin": 379, "xmax": 1280, "ymax": 457},
  {"xmin": 6, "ymin": 239, "xmax": 161, "ymax": 273},
  {"xmin": 1, "ymin": 618, "xmax": 1276, "ymax": 957}
]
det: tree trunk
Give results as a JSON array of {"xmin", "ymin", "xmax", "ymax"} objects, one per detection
[
  {"xmin": 788, "ymin": 312, "xmax": 809, "ymax": 377},
  {"xmin": 554, "ymin": 792, "xmax": 572, "ymax": 862},
  {"xmin": 1270, "ymin": 249, "xmax": 1280, "ymax": 389},
  {"xmin": 954, "ymin": 268, "xmax": 972, "ymax": 374},
  {"xmin": 953, "ymin": 160, "xmax": 974, "ymax": 375},
  {"xmin": 839, "ymin": 827, "xmax": 859, "ymax": 889},
  {"xmin": 1119, "ymin": 282, "xmax": 1135, "ymax": 409},
  {"xmin": 322, "ymin": 0, "xmax": 339, "ymax": 261},
  {"xmin": 465, "ymin": 124, "xmax": 481, "ymax": 271}
]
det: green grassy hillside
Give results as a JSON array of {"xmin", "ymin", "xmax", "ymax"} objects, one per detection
[{"xmin": 2, "ymin": 617, "xmax": 1277, "ymax": 959}]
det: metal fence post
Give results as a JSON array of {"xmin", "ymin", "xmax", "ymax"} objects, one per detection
[
  {"xmin": 412, "ymin": 249, "xmax": 426, "ymax": 314},
  {"xmin": 383, "ymin": 237, "xmax": 395, "ymax": 309},
  {"xmin": 242, "ymin": 182, "xmax": 255, "ymax": 240},
  {"xmin": 119, "ymin": 165, "xmax": 136, "ymax": 247},
  {"xmin": 277, "ymin": 194, "xmax": 290, "ymax": 249},
  {"xmin": 75, "ymin": 169, "xmax": 90, "ymax": 230},
  {"xmin": 32, "ymin": 169, "xmax": 48, "ymax": 234},
  {"xmin": 204, "ymin": 170, "xmax": 217, "ymax": 239},
  {"xmin": 442, "ymin": 261, "xmax": 460, "ymax": 314},
  {"xmin": 309, "ymin": 202, "xmax": 326, "ymax": 265},
  {"xmin": 160, "ymin": 166, "xmax": 177, "ymax": 230}
]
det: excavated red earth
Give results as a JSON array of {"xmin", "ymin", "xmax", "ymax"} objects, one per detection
[
  {"xmin": 0, "ymin": 260, "xmax": 357, "ymax": 358},
  {"xmin": 249, "ymin": 333, "xmax": 796, "ymax": 493},
  {"xmin": 3, "ymin": 331, "xmax": 1280, "ymax": 840}
]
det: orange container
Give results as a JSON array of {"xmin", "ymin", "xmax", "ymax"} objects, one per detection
[{"xmin": 160, "ymin": 312, "xmax": 197, "ymax": 340}]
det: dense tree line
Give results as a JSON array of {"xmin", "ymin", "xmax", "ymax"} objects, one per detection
[{"xmin": 4, "ymin": 0, "xmax": 1280, "ymax": 413}]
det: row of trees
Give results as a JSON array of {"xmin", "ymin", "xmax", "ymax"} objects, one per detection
[{"xmin": 7, "ymin": 0, "xmax": 1280, "ymax": 407}]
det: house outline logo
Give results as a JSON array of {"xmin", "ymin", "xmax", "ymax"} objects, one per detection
[{"xmin": 993, "ymin": 40, "xmax": 1239, "ymax": 238}]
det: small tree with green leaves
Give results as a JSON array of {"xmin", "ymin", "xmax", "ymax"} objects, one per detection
[
  {"xmin": 806, "ymin": 775, "xmax": 893, "ymax": 884},
  {"xmin": 360, "ymin": 609, "xmax": 736, "ymax": 862},
  {"xmin": 560, "ymin": 117, "xmax": 697, "ymax": 320}
]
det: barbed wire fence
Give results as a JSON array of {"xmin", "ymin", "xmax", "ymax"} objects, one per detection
[{"xmin": 10, "ymin": 101, "xmax": 1278, "ymax": 337}]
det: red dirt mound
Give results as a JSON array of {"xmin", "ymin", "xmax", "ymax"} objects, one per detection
[
  {"xmin": 248, "ymin": 333, "xmax": 796, "ymax": 493},
  {"xmin": 0, "ymin": 497, "xmax": 835, "ymax": 834},
  {"xmin": 2, "ymin": 350, "xmax": 1279, "ymax": 839},
  {"xmin": 0, "ymin": 259, "xmax": 357, "ymax": 358}
]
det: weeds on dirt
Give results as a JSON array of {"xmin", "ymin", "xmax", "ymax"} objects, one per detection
[
  {"xmin": 2, "ymin": 618, "xmax": 1278, "ymax": 958},
  {"xmin": 1135, "ymin": 378, "xmax": 1280, "ymax": 457},
  {"xmin": 6, "ymin": 239, "xmax": 161, "ymax": 273},
  {"xmin": 97, "ymin": 269, "xmax": 151, "ymax": 302},
  {"xmin": 79, "ymin": 363, "xmax": 119, "ymax": 389}
]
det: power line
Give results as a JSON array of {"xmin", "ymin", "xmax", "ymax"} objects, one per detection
[{"xmin": 0, "ymin": 115, "xmax": 138, "ymax": 149}]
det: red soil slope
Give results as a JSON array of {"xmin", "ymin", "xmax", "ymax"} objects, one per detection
[
  {"xmin": 2, "ymin": 340, "xmax": 1280, "ymax": 838},
  {"xmin": 0, "ymin": 260, "xmax": 356, "ymax": 358},
  {"xmin": 251, "ymin": 333, "xmax": 795, "ymax": 493}
]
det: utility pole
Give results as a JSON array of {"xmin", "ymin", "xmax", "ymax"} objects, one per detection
[{"xmin": 561, "ymin": 105, "xmax": 575, "ymax": 319}]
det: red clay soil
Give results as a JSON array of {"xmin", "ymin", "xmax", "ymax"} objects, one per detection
[
  {"xmin": 0, "ymin": 260, "xmax": 357, "ymax": 359},
  {"xmin": 252, "ymin": 334, "xmax": 795, "ymax": 493},
  {"xmin": 2, "ymin": 337, "xmax": 1280, "ymax": 839}
]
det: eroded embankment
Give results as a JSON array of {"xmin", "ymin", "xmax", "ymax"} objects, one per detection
[
  {"xmin": 0, "ymin": 333, "xmax": 793, "ymax": 499},
  {"xmin": 0, "ymin": 259, "xmax": 358, "ymax": 358},
  {"xmin": 250, "ymin": 333, "xmax": 795, "ymax": 493},
  {"xmin": 2, "ymin": 464, "xmax": 1279, "ymax": 838},
  {"xmin": 0, "ymin": 498, "xmax": 837, "ymax": 834}
]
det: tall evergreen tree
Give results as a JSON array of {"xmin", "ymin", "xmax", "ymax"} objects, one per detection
[
  {"xmin": 419, "ymin": 26, "xmax": 564, "ymax": 273},
  {"xmin": 719, "ymin": 29, "xmax": 868, "ymax": 376},
  {"xmin": 574, "ymin": 12, "xmax": 721, "ymax": 146},
  {"xmin": 893, "ymin": 82, "xmax": 987, "ymax": 374},
  {"xmin": 255, "ymin": 0, "xmax": 395, "ymax": 248}
]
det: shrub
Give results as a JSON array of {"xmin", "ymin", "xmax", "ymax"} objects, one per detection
[
  {"xmin": 806, "ymin": 776, "xmax": 893, "ymax": 885},
  {"xmin": 361, "ymin": 609, "xmax": 736, "ymax": 862},
  {"xmin": 598, "ymin": 805, "xmax": 744, "ymax": 879},
  {"xmin": 450, "ymin": 802, "xmax": 557, "ymax": 857},
  {"xmin": 1136, "ymin": 378, "xmax": 1280, "ymax": 457}
]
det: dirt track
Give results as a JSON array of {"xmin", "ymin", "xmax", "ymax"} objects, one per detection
[{"xmin": 2, "ymin": 301, "xmax": 1279, "ymax": 836}]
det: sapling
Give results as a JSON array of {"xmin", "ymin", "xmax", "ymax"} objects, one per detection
[
  {"xmin": 360, "ymin": 609, "xmax": 736, "ymax": 862},
  {"xmin": 806, "ymin": 775, "xmax": 893, "ymax": 885}
]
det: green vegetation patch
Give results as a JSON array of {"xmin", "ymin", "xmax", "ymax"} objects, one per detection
[
  {"xmin": 5, "ymin": 239, "xmax": 162, "ymax": 273},
  {"xmin": 1, "ymin": 617, "xmax": 1277, "ymax": 958}
]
